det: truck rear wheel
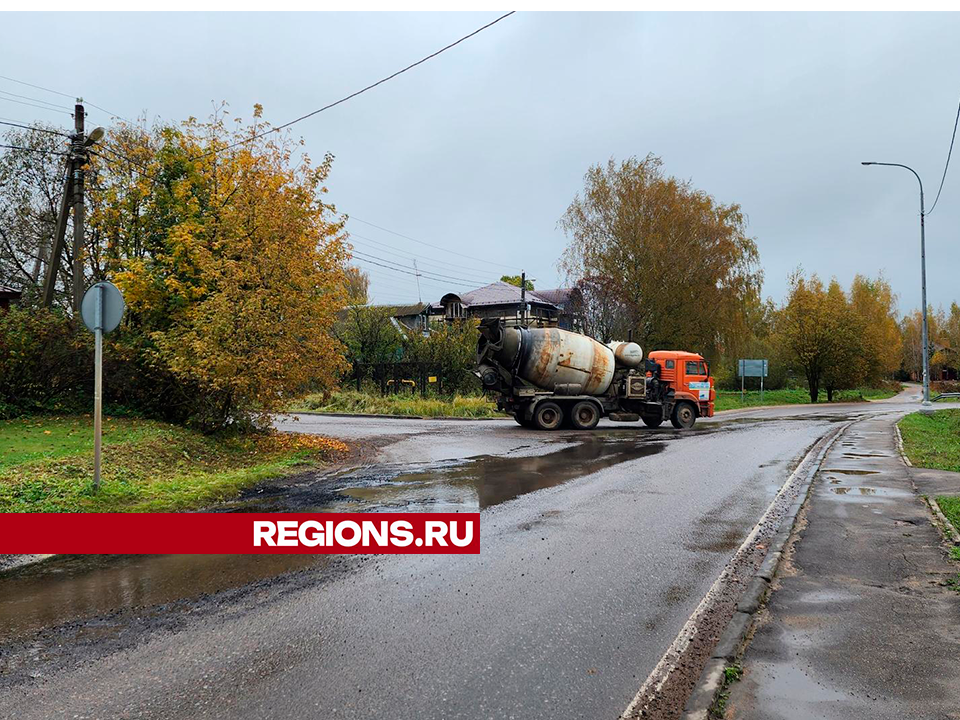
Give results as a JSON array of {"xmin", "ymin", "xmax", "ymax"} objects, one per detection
[
  {"xmin": 670, "ymin": 401, "xmax": 696, "ymax": 429},
  {"xmin": 570, "ymin": 401, "xmax": 601, "ymax": 430},
  {"xmin": 533, "ymin": 401, "xmax": 563, "ymax": 431}
]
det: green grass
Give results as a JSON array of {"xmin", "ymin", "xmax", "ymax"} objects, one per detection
[
  {"xmin": 0, "ymin": 415, "xmax": 347, "ymax": 513},
  {"xmin": 291, "ymin": 390, "xmax": 502, "ymax": 418},
  {"xmin": 295, "ymin": 386, "xmax": 901, "ymax": 418},
  {"xmin": 899, "ymin": 410, "xmax": 960, "ymax": 473},
  {"xmin": 935, "ymin": 496, "xmax": 960, "ymax": 533},
  {"xmin": 715, "ymin": 386, "xmax": 900, "ymax": 412}
]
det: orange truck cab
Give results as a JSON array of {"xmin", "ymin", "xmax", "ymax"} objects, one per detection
[{"xmin": 646, "ymin": 350, "xmax": 715, "ymax": 419}]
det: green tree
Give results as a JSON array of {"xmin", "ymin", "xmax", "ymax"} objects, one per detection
[
  {"xmin": 334, "ymin": 305, "xmax": 403, "ymax": 368},
  {"xmin": 500, "ymin": 274, "xmax": 534, "ymax": 291}
]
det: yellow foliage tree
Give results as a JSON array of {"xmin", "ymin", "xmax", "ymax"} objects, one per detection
[
  {"xmin": 88, "ymin": 106, "xmax": 349, "ymax": 430},
  {"xmin": 559, "ymin": 154, "xmax": 762, "ymax": 360}
]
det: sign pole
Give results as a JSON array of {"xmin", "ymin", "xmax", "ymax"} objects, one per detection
[
  {"xmin": 760, "ymin": 368, "xmax": 764, "ymax": 404},
  {"xmin": 94, "ymin": 284, "xmax": 103, "ymax": 490},
  {"xmin": 81, "ymin": 281, "xmax": 124, "ymax": 492},
  {"xmin": 740, "ymin": 362, "xmax": 744, "ymax": 404}
]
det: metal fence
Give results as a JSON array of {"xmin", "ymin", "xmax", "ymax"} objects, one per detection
[{"xmin": 348, "ymin": 362, "xmax": 479, "ymax": 397}]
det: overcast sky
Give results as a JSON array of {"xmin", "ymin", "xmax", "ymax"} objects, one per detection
[{"xmin": 3, "ymin": 11, "xmax": 959, "ymax": 311}]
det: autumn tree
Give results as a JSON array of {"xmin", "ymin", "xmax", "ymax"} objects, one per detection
[
  {"xmin": 96, "ymin": 109, "xmax": 348, "ymax": 429},
  {"xmin": 574, "ymin": 275, "xmax": 635, "ymax": 342},
  {"xmin": 820, "ymin": 279, "xmax": 864, "ymax": 401},
  {"xmin": 559, "ymin": 154, "xmax": 761, "ymax": 360},
  {"xmin": 849, "ymin": 274, "xmax": 901, "ymax": 385},
  {"xmin": 776, "ymin": 273, "xmax": 836, "ymax": 402},
  {"xmin": 344, "ymin": 266, "xmax": 370, "ymax": 305}
]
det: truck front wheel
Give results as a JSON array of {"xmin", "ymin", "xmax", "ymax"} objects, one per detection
[
  {"xmin": 570, "ymin": 401, "xmax": 601, "ymax": 430},
  {"xmin": 670, "ymin": 401, "xmax": 697, "ymax": 429},
  {"xmin": 533, "ymin": 401, "xmax": 564, "ymax": 431}
]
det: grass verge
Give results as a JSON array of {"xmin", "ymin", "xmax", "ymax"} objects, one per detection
[
  {"xmin": 899, "ymin": 410, "xmax": 960, "ymax": 473},
  {"xmin": 935, "ymin": 496, "xmax": 960, "ymax": 535},
  {"xmin": 0, "ymin": 415, "xmax": 347, "ymax": 513},
  {"xmin": 291, "ymin": 390, "xmax": 502, "ymax": 418},
  {"xmin": 715, "ymin": 386, "xmax": 900, "ymax": 412}
]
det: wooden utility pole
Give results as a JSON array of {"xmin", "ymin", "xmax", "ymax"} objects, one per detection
[
  {"xmin": 520, "ymin": 270, "xmax": 526, "ymax": 327},
  {"xmin": 71, "ymin": 102, "xmax": 85, "ymax": 314},
  {"xmin": 41, "ymin": 156, "xmax": 74, "ymax": 307},
  {"xmin": 41, "ymin": 100, "xmax": 89, "ymax": 310}
]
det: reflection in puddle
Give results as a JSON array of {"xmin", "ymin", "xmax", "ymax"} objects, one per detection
[
  {"xmin": 232, "ymin": 436, "xmax": 667, "ymax": 513},
  {"xmin": 0, "ymin": 553, "xmax": 326, "ymax": 641}
]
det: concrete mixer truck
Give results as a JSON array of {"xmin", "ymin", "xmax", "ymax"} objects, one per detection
[{"xmin": 476, "ymin": 319, "xmax": 714, "ymax": 431}]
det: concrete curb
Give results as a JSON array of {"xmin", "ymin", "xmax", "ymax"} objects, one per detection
[
  {"xmin": 894, "ymin": 421, "xmax": 913, "ymax": 467},
  {"xmin": 283, "ymin": 411, "xmax": 506, "ymax": 422},
  {"xmin": 927, "ymin": 497, "xmax": 960, "ymax": 545},
  {"xmin": 893, "ymin": 419, "xmax": 960, "ymax": 544},
  {"xmin": 678, "ymin": 422, "xmax": 850, "ymax": 720}
]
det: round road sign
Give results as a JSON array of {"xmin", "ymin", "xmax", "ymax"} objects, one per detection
[{"xmin": 81, "ymin": 281, "xmax": 125, "ymax": 334}]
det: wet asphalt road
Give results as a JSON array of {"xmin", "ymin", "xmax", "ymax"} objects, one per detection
[{"xmin": 0, "ymin": 390, "xmax": 924, "ymax": 719}]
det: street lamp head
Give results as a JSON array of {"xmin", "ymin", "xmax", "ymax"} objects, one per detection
[
  {"xmin": 84, "ymin": 127, "xmax": 106, "ymax": 147},
  {"xmin": 861, "ymin": 161, "xmax": 875, "ymax": 166}
]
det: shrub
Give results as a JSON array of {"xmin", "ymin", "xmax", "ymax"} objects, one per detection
[{"xmin": 0, "ymin": 307, "xmax": 91, "ymax": 416}]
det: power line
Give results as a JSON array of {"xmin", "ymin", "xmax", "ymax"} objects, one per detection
[
  {"xmin": 192, "ymin": 11, "xmax": 515, "ymax": 160},
  {"xmin": 928, "ymin": 95, "xmax": 960, "ymax": 216},
  {"xmin": 353, "ymin": 256, "xmax": 478, "ymax": 289},
  {"xmin": 0, "ymin": 143, "xmax": 69, "ymax": 156},
  {"xmin": 350, "ymin": 249, "xmax": 486, "ymax": 286},
  {"xmin": 0, "ymin": 119, "xmax": 71, "ymax": 137},
  {"xmin": 84, "ymin": 100, "xmax": 127, "ymax": 122},
  {"xmin": 0, "ymin": 73, "xmax": 73, "ymax": 99},
  {"xmin": 0, "ymin": 74, "xmax": 128, "ymax": 122},
  {"xmin": 348, "ymin": 232, "xmax": 495, "ymax": 283},
  {"xmin": 357, "ymin": 264, "xmax": 452, "ymax": 295},
  {"xmin": 352, "ymin": 255, "xmax": 476, "ymax": 288},
  {"xmin": 348, "ymin": 216, "xmax": 523, "ymax": 272},
  {"xmin": 0, "ymin": 96, "xmax": 72, "ymax": 115},
  {"xmin": 0, "ymin": 88, "xmax": 72, "ymax": 111}
]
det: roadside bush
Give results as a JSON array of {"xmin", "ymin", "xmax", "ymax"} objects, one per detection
[
  {"xmin": 0, "ymin": 307, "xmax": 91, "ymax": 416},
  {"xmin": 933, "ymin": 380, "xmax": 960, "ymax": 395}
]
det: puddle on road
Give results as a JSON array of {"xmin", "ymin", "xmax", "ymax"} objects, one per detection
[
  {"xmin": 821, "ymin": 468, "xmax": 880, "ymax": 475},
  {"xmin": 230, "ymin": 435, "xmax": 667, "ymax": 513},
  {"xmin": 0, "ymin": 553, "xmax": 327, "ymax": 641},
  {"xmin": 0, "ymin": 435, "xmax": 667, "ymax": 640}
]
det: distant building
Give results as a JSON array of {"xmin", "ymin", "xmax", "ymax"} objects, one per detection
[
  {"xmin": 426, "ymin": 281, "xmax": 582, "ymax": 330},
  {"xmin": 931, "ymin": 342, "xmax": 959, "ymax": 382},
  {"xmin": 0, "ymin": 286, "xmax": 21, "ymax": 311}
]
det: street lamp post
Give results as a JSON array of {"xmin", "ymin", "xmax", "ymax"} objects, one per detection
[{"xmin": 861, "ymin": 161, "xmax": 932, "ymax": 410}]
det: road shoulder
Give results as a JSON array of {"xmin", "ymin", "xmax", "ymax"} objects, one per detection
[{"xmin": 723, "ymin": 413, "xmax": 960, "ymax": 719}]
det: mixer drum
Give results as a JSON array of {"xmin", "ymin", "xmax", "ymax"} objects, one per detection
[{"xmin": 508, "ymin": 327, "xmax": 616, "ymax": 395}]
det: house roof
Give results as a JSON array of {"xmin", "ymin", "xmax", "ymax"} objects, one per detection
[
  {"xmin": 439, "ymin": 281, "xmax": 560, "ymax": 309},
  {"xmin": 533, "ymin": 287, "xmax": 579, "ymax": 307},
  {"xmin": 377, "ymin": 303, "xmax": 427, "ymax": 317}
]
